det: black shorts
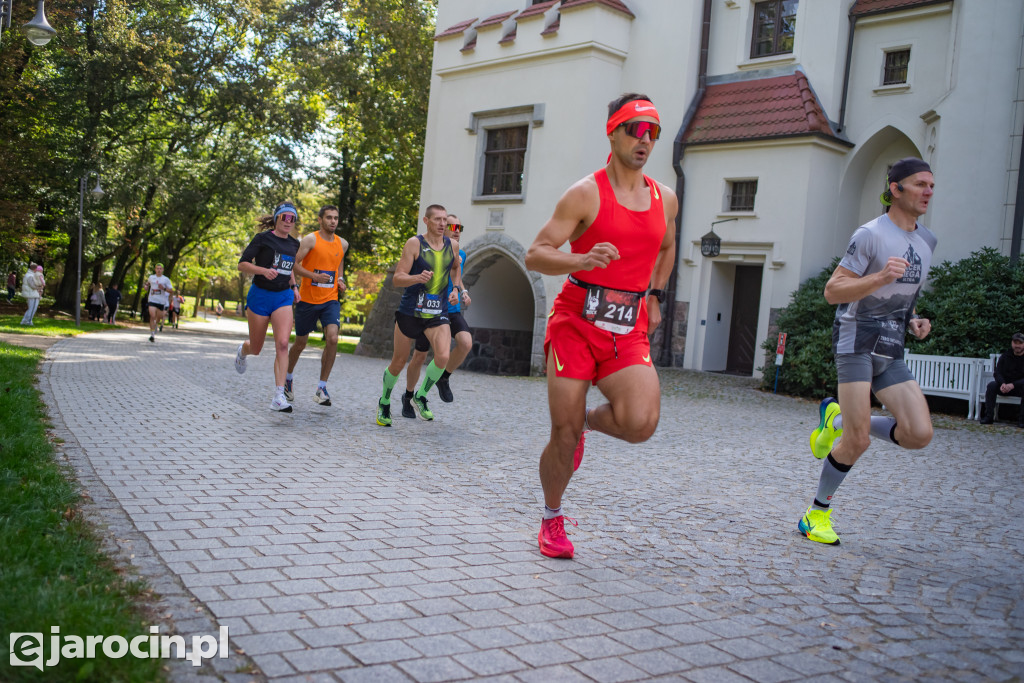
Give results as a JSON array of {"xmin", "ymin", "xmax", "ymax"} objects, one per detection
[
  {"xmin": 449, "ymin": 311, "xmax": 471, "ymax": 337},
  {"xmin": 148, "ymin": 302, "xmax": 166, "ymax": 312},
  {"xmin": 395, "ymin": 311, "xmax": 448, "ymax": 352}
]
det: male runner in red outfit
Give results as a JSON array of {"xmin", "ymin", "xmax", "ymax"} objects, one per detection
[{"xmin": 525, "ymin": 93, "xmax": 678, "ymax": 559}]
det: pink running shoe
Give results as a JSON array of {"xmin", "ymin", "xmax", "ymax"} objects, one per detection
[
  {"xmin": 573, "ymin": 430, "xmax": 590, "ymax": 471},
  {"xmin": 538, "ymin": 515, "xmax": 577, "ymax": 559}
]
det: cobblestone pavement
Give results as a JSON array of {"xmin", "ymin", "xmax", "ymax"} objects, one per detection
[{"xmin": 38, "ymin": 327, "xmax": 1024, "ymax": 682}]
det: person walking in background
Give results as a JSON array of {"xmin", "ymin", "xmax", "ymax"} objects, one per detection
[
  {"xmin": 979, "ymin": 332, "xmax": 1024, "ymax": 426},
  {"xmin": 6, "ymin": 271, "xmax": 15, "ymax": 302},
  {"xmin": 234, "ymin": 201, "xmax": 301, "ymax": 413},
  {"xmin": 19, "ymin": 262, "xmax": 41, "ymax": 325},
  {"xmin": 105, "ymin": 282, "xmax": 122, "ymax": 323},
  {"xmin": 800, "ymin": 157, "xmax": 938, "ymax": 546},
  {"xmin": 88, "ymin": 282, "xmax": 105, "ymax": 321},
  {"xmin": 34, "ymin": 265, "xmax": 45, "ymax": 296}
]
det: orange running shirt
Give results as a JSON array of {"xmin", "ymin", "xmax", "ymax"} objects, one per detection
[
  {"xmin": 298, "ymin": 232, "xmax": 345, "ymax": 305},
  {"xmin": 569, "ymin": 168, "xmax": 666, "ymax": 293}
]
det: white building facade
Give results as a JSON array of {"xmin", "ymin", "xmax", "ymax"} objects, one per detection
[{"xmin": 412, "ymin": 0, "xmax": 1023, "ymax": 378}]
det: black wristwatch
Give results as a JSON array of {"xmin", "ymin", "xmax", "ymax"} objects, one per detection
[{"xmin": 648, "ymin": 288, "xmax": 666, "ymax": 303}]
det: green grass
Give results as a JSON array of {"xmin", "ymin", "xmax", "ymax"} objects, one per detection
[
  {"xmin": 0, "ymin": 342, "xmax": 166, "ymax": 682},
  {"xmin": 286, "ymin": 333, "xmax": 357, "ymax": 355},
  {"xmin": 0, "ymin": 314, "xmax": 115, "ymax": 337}
]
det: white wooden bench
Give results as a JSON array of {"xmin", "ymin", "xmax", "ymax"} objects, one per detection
[
  {"xmin": 973, "ymin": 353, "xmax": 1024, "ymax": 421},
  {"xmin": 903, "ymin": 352, "xmax": 986, "ymax": 419}
]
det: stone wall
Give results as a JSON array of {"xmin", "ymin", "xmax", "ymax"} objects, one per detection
[
  {"xmin": 649, "ymin": 300, "xmax": 689, "ymax": 367},
  {"xmin": 462, "ymin": 327, "xmax": 532, "ymax": 376},
  {"xmin": 353, "ymin": 266, "xmax": 400, "ymax": 359}
]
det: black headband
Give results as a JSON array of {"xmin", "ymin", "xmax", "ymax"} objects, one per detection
[{"xmin": 888, "ymin": 157, "xmax": 931, "ymax": 185}]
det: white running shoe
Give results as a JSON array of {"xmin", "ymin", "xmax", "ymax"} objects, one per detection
[
  {"xmin": 234, "ymin": 343, "xmax": 247, "ymax": 374},
  {"xmin": 270, "ymin": 394, "xmax": 293, "ymax": 412},
  {"xmin": 314, "ymin": 387, "xmax": 331, "ymax": 406},
  {"xmin": 283, "ymin": 378, "xmax": 294, "ymax": 401}
]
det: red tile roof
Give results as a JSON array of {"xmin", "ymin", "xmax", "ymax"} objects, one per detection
[
  {"xmin": 436, "ymin": 17, "xmax": 477, "ymax": 40},
  {"xmin": 477, "ymin": 10, "xmax": 517, "ymax": 29},
  {"xmin": 850, "ymin": 0, "xmax": 950, "ymax": 17},
  {"xmin": 518, "ymin": 1, "xmax": 558, "ymax": 20},
  {"xmin": 499, "ymin": 26, "xmax": 517, "ymax": 44},
  {"xmin": 560, "ymin": 0, "xmax": 635, "ymax": 19},
  {"xmin": 683, "ymin": 72, "xmax": 848, "ymax": 146}
]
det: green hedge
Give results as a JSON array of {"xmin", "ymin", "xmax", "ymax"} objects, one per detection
[
  {"xmin": 909, "ymin": 247, "xmax": 1024, "ymax": 357},
  {"xmin": 759, "ymin": 258, "xmax": 839, "ymax": 398},
  {"xmin": 761, "ymin": 248, "xmax": 1024, "ymax": 398}
]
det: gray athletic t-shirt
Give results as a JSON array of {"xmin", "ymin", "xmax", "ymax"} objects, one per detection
[{"xmin": 832, "ymin": 213, "xmax": 937, "ymax": 355}]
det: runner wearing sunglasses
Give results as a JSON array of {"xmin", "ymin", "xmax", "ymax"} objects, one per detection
[
  {"xmin": 234, "ymin": 201, "xmax": 301, "ymax": 412},
  {"xmin": 403, "ymin": 213, "xmax": 472, "ymax": 412},
  {"xmin": 524, "ymin": 93, "xmax": 678, "ymax": 559}
]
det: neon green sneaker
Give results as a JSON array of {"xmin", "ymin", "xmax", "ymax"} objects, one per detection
[
  {"xmin": 411, "ymin": 394, "xmax": 434, "ymax": 421},
  {"xmin": 810, "ymin": 397, "xmax": 842, "ymax": 459},
  {"xmin": 376, "ymin": 400, "xmax": 392, "ymax": 427},
  {"xmin": 798, "ymin": 506, "xmax": 840, "ymax": 545}
]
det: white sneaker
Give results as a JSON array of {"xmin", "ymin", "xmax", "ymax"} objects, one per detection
[
  {"xmin": 270, "ymin": 394, "xmax": 292, "ymax": 412},
  {"xmin": 314, "ymin": 386, "xmax": 331, "ymax": 406},
  {"xmin": 283, "ymin": 378, "xmax": 294, "ymax": 401},
  {"xmin": 234, "ymin": 343, "xmax": 247, "ymax": 374}
]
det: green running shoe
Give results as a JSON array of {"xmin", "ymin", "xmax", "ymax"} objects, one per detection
[
  {"xmin": 376, "ymin": 400, "xmax": 392, "ymax": 427},
  {"xmin": 810, "ymin": 397, "xmax": 842, "ymax": 459},
  {"xmin": 798, "ymin": 506, "xmax": 840, "ymax": 545},
  {"xmin": 411, "ymin": 394, "xmax": 433, "ymax": 421}
]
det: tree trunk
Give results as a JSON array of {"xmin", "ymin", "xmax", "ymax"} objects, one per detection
[{"xmin": 130, "ymin": 247, "xmax": 150, "ymax": 314}]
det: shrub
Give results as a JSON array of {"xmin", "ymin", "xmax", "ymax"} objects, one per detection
[
  {"xmin": 759, "ymin": 258, "xmax": 839, "ymax": 398},
  {"xmin": 909, "ymin": 247, "xmax": 1024, "ymax": 357}
]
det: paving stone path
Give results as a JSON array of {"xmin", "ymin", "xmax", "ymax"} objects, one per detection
[{"xmin": 37, "ymin": 327, "xmax": 1024, "ymax": 682}]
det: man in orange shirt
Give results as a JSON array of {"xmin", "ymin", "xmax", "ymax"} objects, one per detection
[
  {"xmin": 285, "ymin": 205, "xmax": 349, "ymax": 406},
  {"xmin": 525, "ymin": 93, "xmax": 677, "ymax": 559}
]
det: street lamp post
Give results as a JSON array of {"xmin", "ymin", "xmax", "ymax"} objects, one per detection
[
  {"xmin": 0, "ymin": 0, "xmax": 56, "ymax": 47},
  {"xmin": 76, "ymin": 172, "xmax": 104, "ymax": 327}
]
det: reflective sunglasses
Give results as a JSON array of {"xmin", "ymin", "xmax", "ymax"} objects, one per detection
[
  {"xmin": 278, "ymin": 213, "xmax": 296, "ymax": 224},
  {"xmin": 447, "ymin": 223, "xmax": 463, "ymax": 233},
  {"xmin": 619, "ymin": 121, "xmax": 662, "ymax": 141}
]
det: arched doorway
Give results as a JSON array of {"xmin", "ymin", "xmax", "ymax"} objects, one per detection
[
  {"xmin": 460, "ymin": 233, "xmax": 547, "ymax": 376},
  {"xmin": 837, "ymin": 125, "xmax": 924, "ymax": 245}
]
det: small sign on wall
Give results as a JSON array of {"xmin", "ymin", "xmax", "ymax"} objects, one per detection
[{"xmin": 487, "ymin": 209, "xmax": 504, "ymax": 231}]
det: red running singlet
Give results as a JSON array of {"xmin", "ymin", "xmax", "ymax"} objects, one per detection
[{"xmin": 569, "ymin": 168, "xmax": 666, "ymax": 292}]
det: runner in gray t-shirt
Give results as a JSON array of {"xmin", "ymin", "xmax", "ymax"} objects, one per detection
[{"xmin": 799, "ymin": 157, "xmax": 937, "ymax": 546}]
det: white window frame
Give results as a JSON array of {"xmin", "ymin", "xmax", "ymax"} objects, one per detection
[
  {"xmin": 721, "ymin": 177, "xmax": 759, "ymax": 215},
  {"xmin": 874, "ymin": 42, "xmax": 914, "ymax": 95},
  {"xmin": 467, "ymin": 104, "xmax": 544, "ymax": 203}
]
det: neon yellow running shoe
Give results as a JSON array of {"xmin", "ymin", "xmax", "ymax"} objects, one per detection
[
  {"xmin": 376, "ymin": 401, "xmax": 392, "ymax": 427},
  {"xmin": 810, "ymin": 397, "xmax": 842, "ymax": 459},
  {"xmin": 798, "ymin": 506, "xmax": 840, "ymax": 545}
]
